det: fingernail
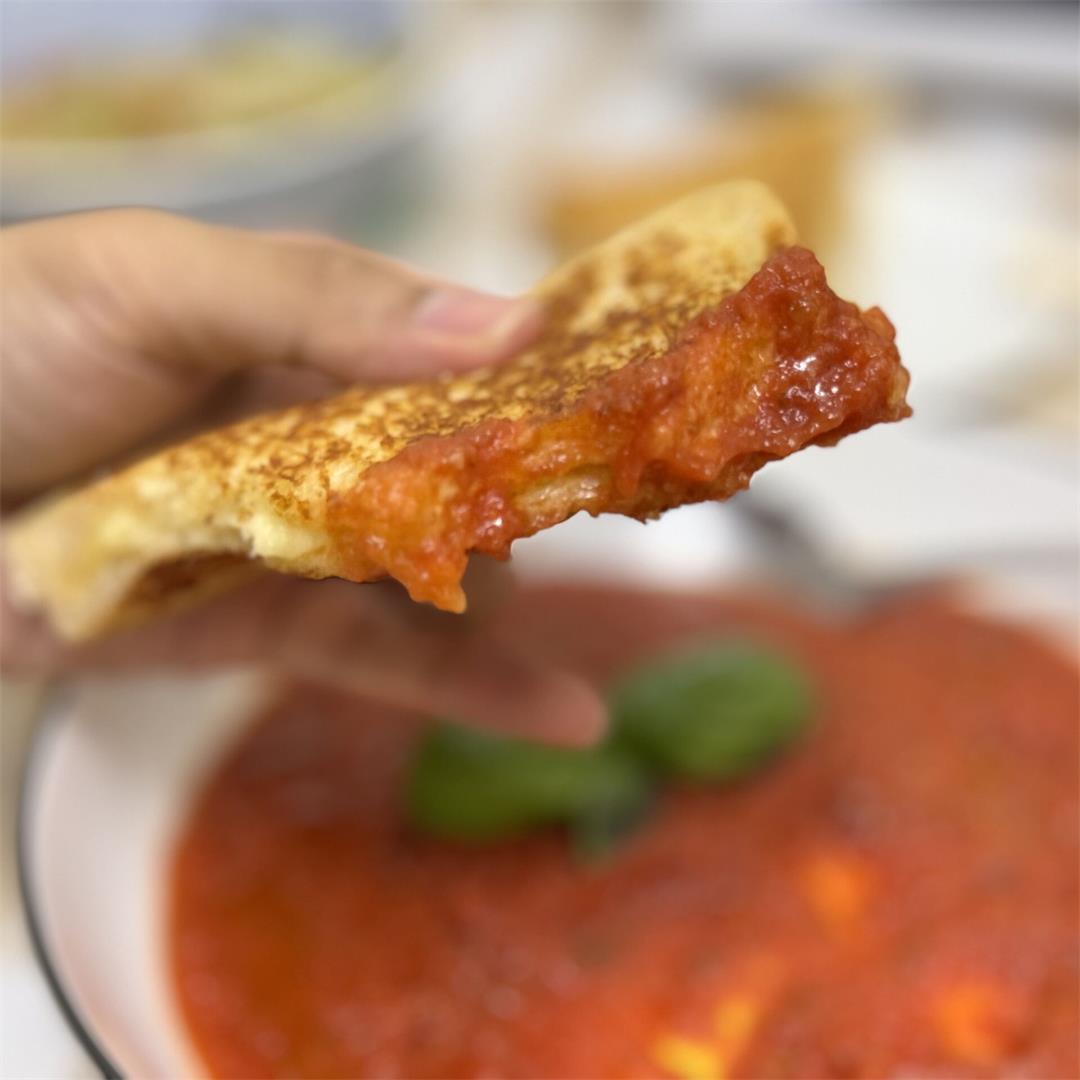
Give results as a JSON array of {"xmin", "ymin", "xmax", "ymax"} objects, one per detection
[
  {"xmin": 413, "ymin": 290, "xmax": 536, "ymax": 340},
  {"xmin": 524, "ymin": 679, "xmax": 609, "ymax": 748},
  {"xmin": 550, "ymin": 706, "xmax": 609, "ymax": 748}
]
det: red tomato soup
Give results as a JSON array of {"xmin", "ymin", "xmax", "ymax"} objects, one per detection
[{"xmin": 169, "ymin": 587, "xmax": 1079, "ymax": 1079}]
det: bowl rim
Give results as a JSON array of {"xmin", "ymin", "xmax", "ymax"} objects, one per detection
[{"xmin": 16, "ymin": 682, "xmax": 121, "ymax": 1079}]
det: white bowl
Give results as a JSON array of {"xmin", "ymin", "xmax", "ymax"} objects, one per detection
[{"xmin": 17, "ymin": 425, "xmax": 1077, "ymax": 1075}]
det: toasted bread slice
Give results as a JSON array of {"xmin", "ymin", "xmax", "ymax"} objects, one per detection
[{"xmin": 5, "ymin": 182, "xmax": 910, "ymax": 640}]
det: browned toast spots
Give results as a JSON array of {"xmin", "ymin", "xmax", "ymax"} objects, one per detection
[{"xmin": 5, "ymin": 183, "xmax": 909, "ymax": 639}]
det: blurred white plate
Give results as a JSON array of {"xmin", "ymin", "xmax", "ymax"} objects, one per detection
[{"xmin": 0, "ymin": 2, "xmax": 452, "ymax": 237}]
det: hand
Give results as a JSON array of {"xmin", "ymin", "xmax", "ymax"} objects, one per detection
[{"xmin": 0, "ymin": 210, "xmax": 605, "ymax": 746}]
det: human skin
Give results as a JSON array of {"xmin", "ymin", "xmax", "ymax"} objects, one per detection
[{"xmin": 0, "ymin": 210, "xmax": 605, "ymax": 746}]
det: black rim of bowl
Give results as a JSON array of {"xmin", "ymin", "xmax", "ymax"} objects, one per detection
[{"xmin": 16, "ymin": 684, "xmax": 124, "ymax": 1079}]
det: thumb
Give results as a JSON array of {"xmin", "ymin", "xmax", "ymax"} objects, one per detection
[
  {"xmin": 123, "ymin": 213, "xmax": 543, "ymax": 382},
  {"xmin": 1, "ymin": 211, "xmax": 542, "ymax": 496}
]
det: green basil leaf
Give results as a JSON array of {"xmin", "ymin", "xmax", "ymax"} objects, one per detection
[
  {"xmin": 609, "ymin": 640, "xmax": 813, "ymax": 781},
  {"xmin": 408, "ymin": 722, "xmax": 653, "ymax": 843}
]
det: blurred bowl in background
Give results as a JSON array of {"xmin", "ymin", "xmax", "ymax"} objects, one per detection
[{"xmin": 0, "ymin": 1, "xmax": 454, "ymax": 243}]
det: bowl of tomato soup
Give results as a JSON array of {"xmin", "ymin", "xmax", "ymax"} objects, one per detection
[{"xmin": 16, "ymin": 432, "xmax": 1079, "ymax": 1078}]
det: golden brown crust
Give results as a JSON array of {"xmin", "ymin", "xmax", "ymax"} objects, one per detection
[{"xmin": 4, "ymin": 182, "xmax": 908, "ymax": 640}]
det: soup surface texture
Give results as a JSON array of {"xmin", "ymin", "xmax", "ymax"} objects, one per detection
[{"xmin": 170, "ymin": 586, "xmax": 1079, "ymax": 1079}]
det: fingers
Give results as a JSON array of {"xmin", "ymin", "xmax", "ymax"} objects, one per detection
[
  {"xmin": 2, "ymin": 209, "xmax": 543, "ymax": 495},
  {"xmin": 1, "ymin": 571, "xmax": 606, "ymax": 748},
  {"xmin": 273, "ymin": 578, "xmax": 606, "ymax": 747},
  {"xmin": 0, "ymin": 210, "xmax": 580, "ymax": 745},
  {"xmin": 104, "ymin": 211, "xmax": 544, "ymax": 382}
]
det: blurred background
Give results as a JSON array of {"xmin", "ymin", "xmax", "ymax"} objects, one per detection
[{"xmin": 1, "ymin": 1, "xmax": 1077, "ymax": 1074}]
